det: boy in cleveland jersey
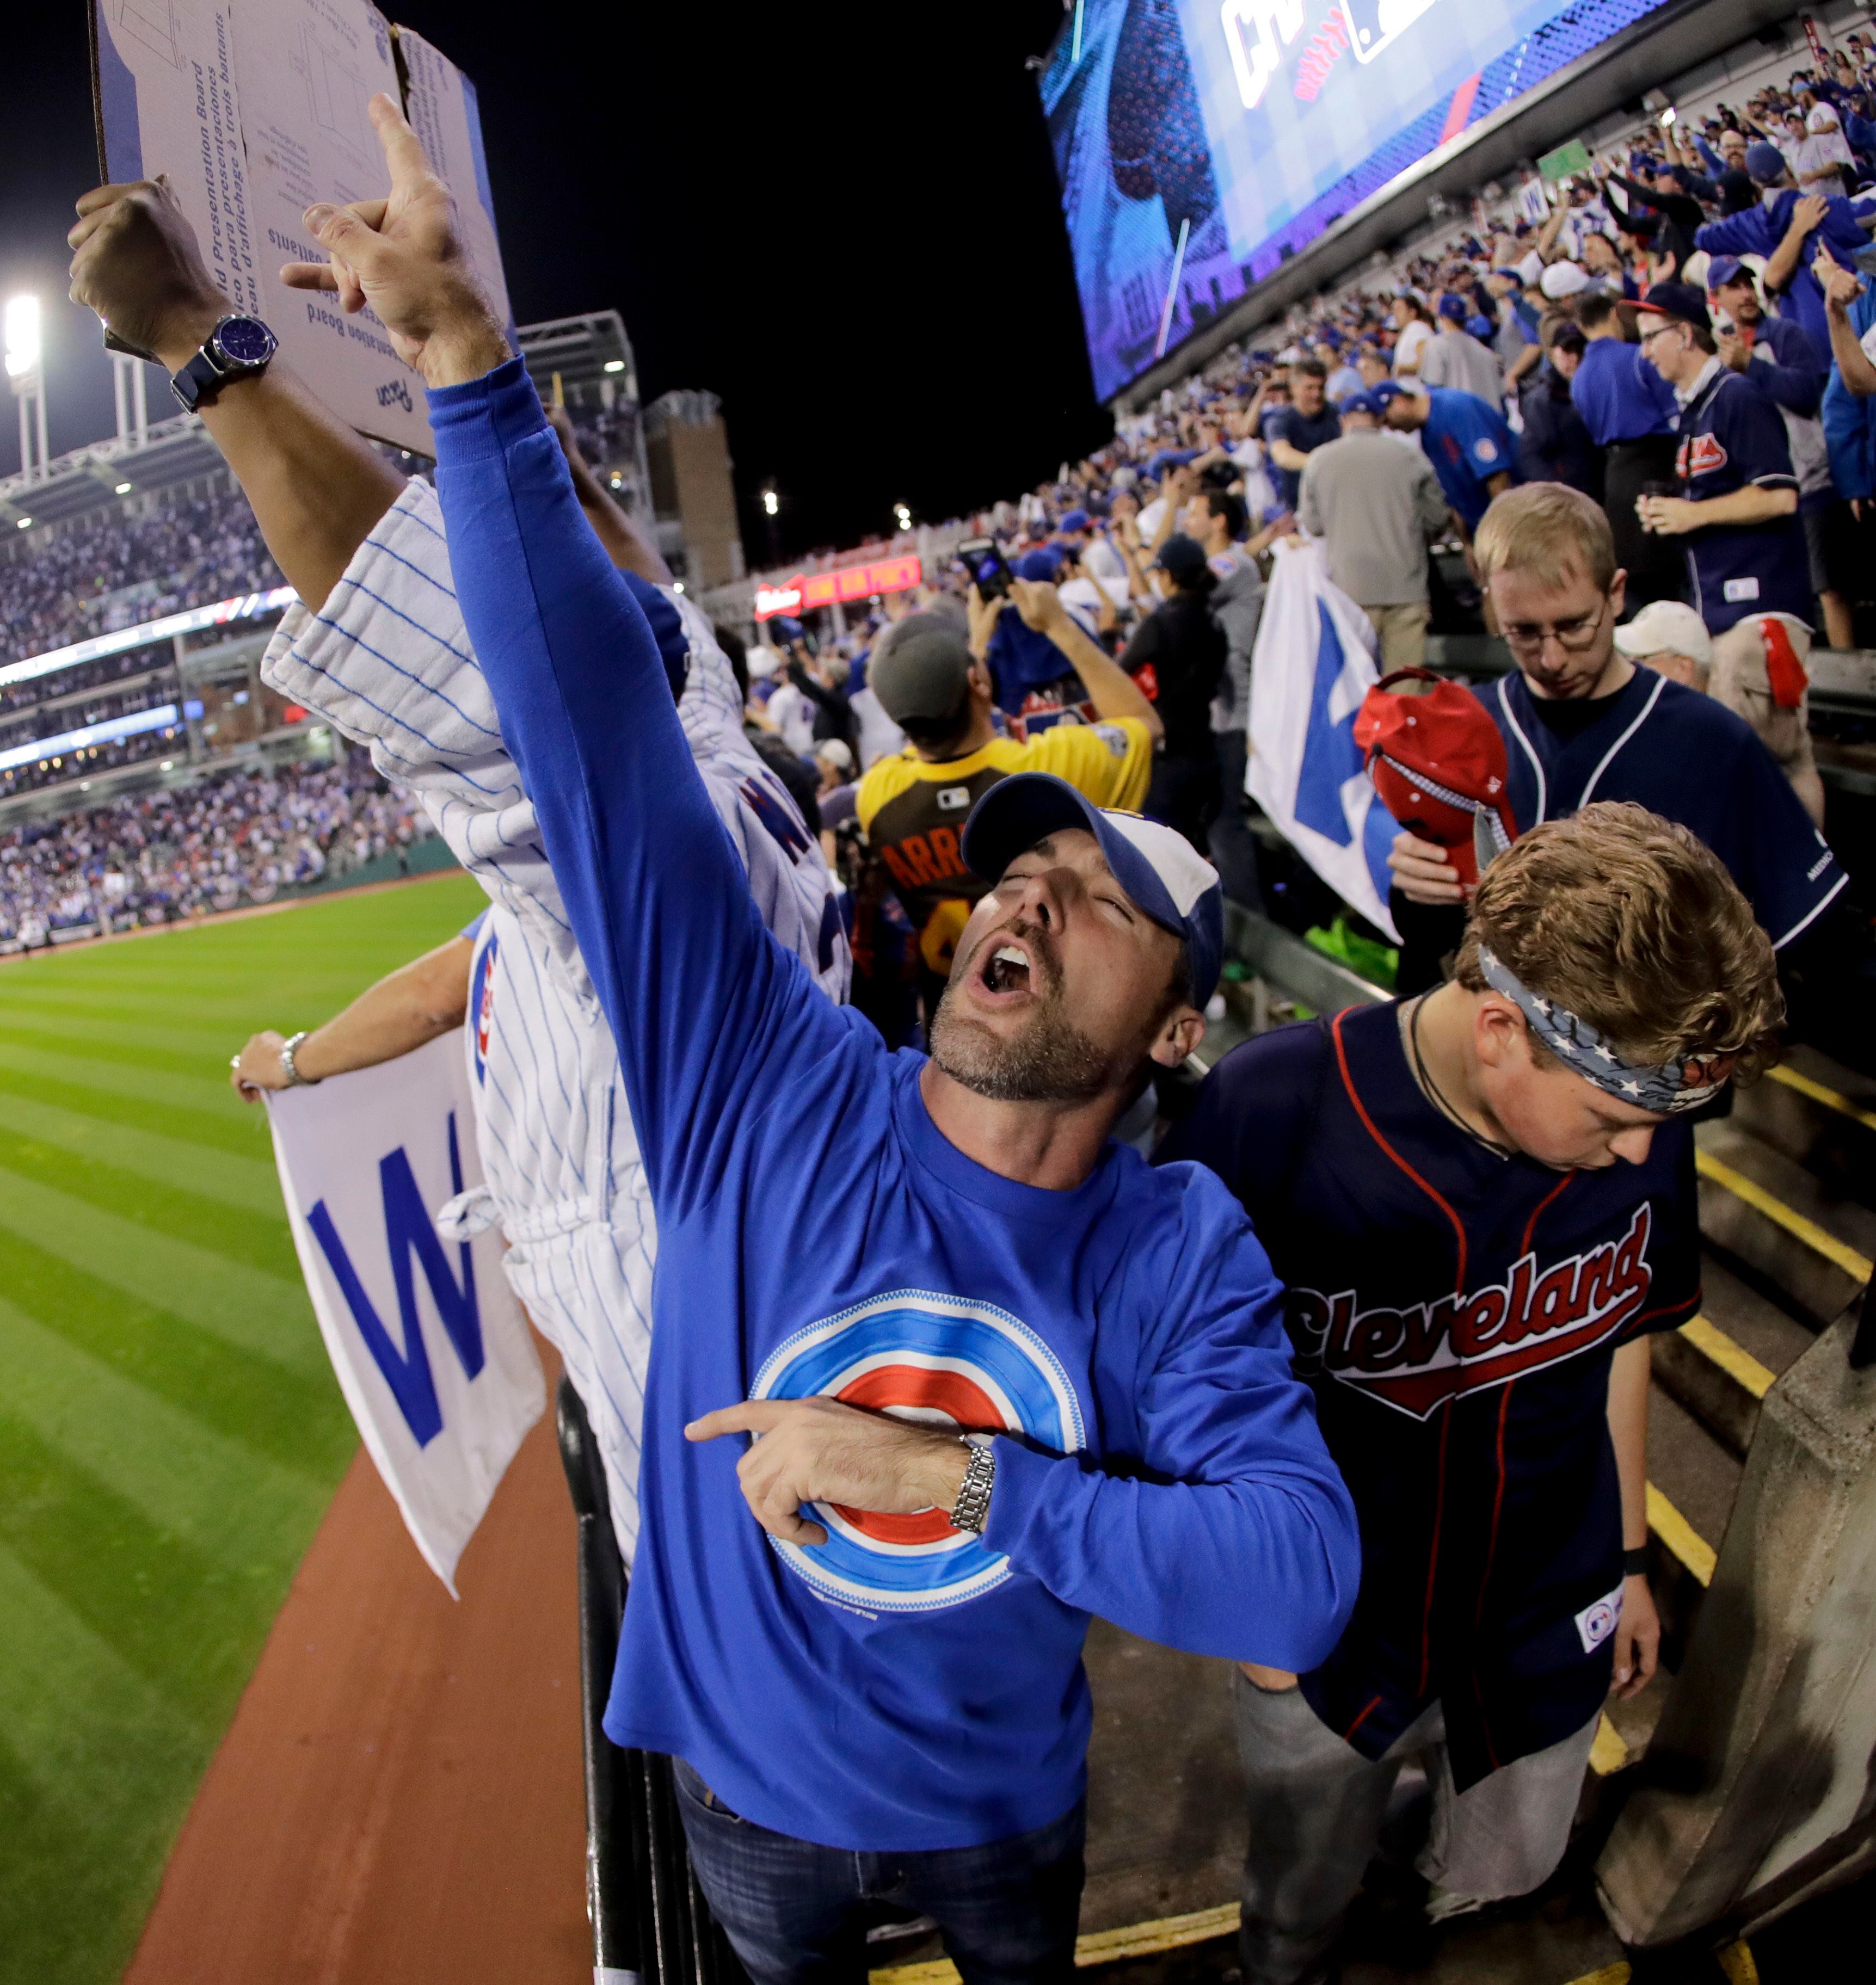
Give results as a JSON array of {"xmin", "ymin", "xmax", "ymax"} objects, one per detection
[{"xmin": 1160, "ymin": 804, "xmax": 1783, "ymax": 1985}]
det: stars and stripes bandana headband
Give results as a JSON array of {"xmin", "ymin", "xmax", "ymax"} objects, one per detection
[{"xmin": 1476, "ymin": 947, "xmax": 1734, "ymax": 1113}]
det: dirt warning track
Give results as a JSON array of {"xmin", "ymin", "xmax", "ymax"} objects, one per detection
[{"xmin": 125, "ymin": 1348, "xmax": 588, "ymax": 1985}]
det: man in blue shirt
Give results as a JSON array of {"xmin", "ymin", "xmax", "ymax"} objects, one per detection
[
  {"xmin": 1266, "ymin": 357, "xmax": 1344, "ymax": 508},
  {"xmin": 1693, "ymin": 143, "xmax": 1867, "ymax": 364},
  {"xmin": 1570, "ymin": 292, "xmax": 1686, "ymax": 612},
  {"xmin": 297, "ymin": 94, "xmax": 1359, "ymax": 1985},
  {"xmin": 1375, "ymin": 380, "xmax": 1514, "ymax": 538}
]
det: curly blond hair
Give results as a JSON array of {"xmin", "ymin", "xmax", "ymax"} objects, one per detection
[{"xmin": 1454, "ymin": 803, "xmax": 1783, "ymax": 1082}]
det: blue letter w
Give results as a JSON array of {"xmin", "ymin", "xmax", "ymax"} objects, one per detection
[{"xmin": 306, "ymin": 1113, "xmax": 485, "ymax": 1447}]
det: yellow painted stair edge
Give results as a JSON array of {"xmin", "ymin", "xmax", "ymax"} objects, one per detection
[
  {"xmin": 1648, "ymin": 1481, "xmax": 1717, "ymax": 1587},
  {"xmin": 872, "ymin": 1901, "xmax": 1240, "ymax": 1983},
  {"xmin": 1768, "ymin": 1061, "xmax": 1876, "ymax": 1136},
  {"xmin": 1678, "ymin": 1315, "xmax": 1774, "ymax": 1402},
  {"xmin": 1695, "ymin": 1151, "xmax": 1874, "ymax": 1287}
]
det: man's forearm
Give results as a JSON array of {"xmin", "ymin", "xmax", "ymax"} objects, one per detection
[
  {"xmin": 1763, "ymin": 221, "xmax": 1810, "ymax": 295},
  {"xmin": 181, "ymin": 360, "xmax": 406, "ymax": 614},
  {"xmin": 565, "ymin": 458, "xmax": 673, "ymax": 584},
  {"xmin": 1690, "ymin": 484, "xmax": 1799, "ymax": 527},
  {"xmin": 1043, "ymin": 611, "xmax": 1164, "ymax": 739},
  {"xmin": 1608, "ymin": 1337, "xmax": 1651, "ymax": 1549},
  {"xmin": 1825, "ymin": 300, "xmax": 1876, "ymax": 392},
  {"xmin": 1268, "ymin": 439, "xmax": 1309, "ymax": 472},
  {"xmin": 296, "ymin": 936, "xmax": 472, "ymax": 1080}
]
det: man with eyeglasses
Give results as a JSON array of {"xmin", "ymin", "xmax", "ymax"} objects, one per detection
[{"xmin": 1386, "ymin": 484, "xmax": 1845, "ymax": 996}]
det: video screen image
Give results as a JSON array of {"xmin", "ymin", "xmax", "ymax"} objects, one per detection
[{"xmin": 1041, "ymin": 0, "xmax": 1674, "ymax": 399}]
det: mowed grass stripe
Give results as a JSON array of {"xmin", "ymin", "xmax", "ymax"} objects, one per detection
[
  {"xmin": 0, "ymin": 1089, "xmax": 279, "ymax": 1214},
  {"xmin": 0, "ymin": 1055, "xmax": 282, "ymax": 1159},
  {"xmin": 0, "ymin": 1548, "xmax": 207, "ymax": 1985},
  {"xmin": 0, "ymin": 1295, "xmax": 334, "ymax": 1547},
  {"xmin": 0, "ymin": 872, "xmax": 486, "ymax": 1985},
  {"xmin": 0, "ymin": 1148, "xmax": 327, "ymax": 1374},
  {"xmin": 0, "ymin": 1131, "xmax": 295, "ymax": 1273},
  {"xmin": 0, "ymin": 1037, "xmax": 260, "ymax": 1118},
  {"xmin": 0, "ymin": 1251, "xmax": 348, "ymax": 1480},
  {"xmin": 0, "ymin": 1408, "xmax": 304, "ymax": 1722}
]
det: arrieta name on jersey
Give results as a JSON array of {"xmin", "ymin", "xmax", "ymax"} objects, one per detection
[{"xmin": 1287, "ymin": 1204, "xmax": 1654, "ymax": 1419}]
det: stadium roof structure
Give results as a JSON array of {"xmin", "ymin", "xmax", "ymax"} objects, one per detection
[
  {"xmin": 0, "ymin": 410, "xmax": 230, "ymax": 531},
  {"xmin": 516, "ymin": 309, "xmax": 640, "ymax": 406},
  {"xmin": 0, "ymin": 311, "xmax": 641, "ymax": 535}
]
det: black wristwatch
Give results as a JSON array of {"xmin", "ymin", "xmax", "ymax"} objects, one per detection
[
  {"xmin": 170, "ymin": 315, "xmax": 279, "ymax": 412},
  {"xmin": 1623, "ymin": 1546, "xmax": 1650, "ymax": 1577}
]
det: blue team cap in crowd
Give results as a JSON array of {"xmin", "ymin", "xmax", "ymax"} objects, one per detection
[
  {"xmin": 1368, "ymin": 379, "xmax": 1412, "ymax": 406},
  {"xmin": 1014, "ymin": 546, "xmax": 1067, "ymax": 581},
  {"xmin": 1056, "ymin": 508, "xmax": 1091, "ymax": 533},
  {"xmin": 1745, "ymin": 141, "xmax": 1789, "ymax": 184},
  {"xmin": 1436, "ymin": 293, "xmax": 1471, "ymax": 321},
  {"xmin": 961, "ymin": 774, "xmax": 1224, "ymax": 1006},
  {"xmin": 1705, "ymin": 254, "xmax": 1749, "ymax": 291},
  {"xmin": 1340, "ymin": 389, "xmax": 1383, "ymax": 417}
]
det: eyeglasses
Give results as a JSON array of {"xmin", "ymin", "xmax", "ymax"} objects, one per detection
[
  {"xmin": 1637, "ymin": 322, "xmax": 1683, "ymax": 346},
  {"xmin": 1500, "ymin": 597, "xmax": 1610, "ymax": 655}
]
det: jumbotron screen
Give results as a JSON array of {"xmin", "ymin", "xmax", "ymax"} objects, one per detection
[{"xmin": 1042, "ymin": 0, "xmax": 1673, "ymax": 399}]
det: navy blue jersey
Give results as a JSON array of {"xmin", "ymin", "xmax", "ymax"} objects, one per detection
[
  {"xmin": 1420, "ymin": 387, "xmax": 1516, "ymax": 529},
  {"xmin": 1672, "ymin": 362, "xmax": 1810, "ymax": 632},
  {"xmin": 1482, "ymin": 669, "xmax": 1847, "ymax": 950},
  {"xmin": 1158, "ymin": 1003, "xmax": 1701, "ymax": 1789}
]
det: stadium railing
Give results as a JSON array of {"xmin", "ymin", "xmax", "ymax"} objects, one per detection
[{"xmin": 555, "ymin": 1378, "xmax": 744, "ymax": 1985}]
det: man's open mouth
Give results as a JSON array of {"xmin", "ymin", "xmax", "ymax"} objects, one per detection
[{"xmin": 981, "ymin": 941, "xmax": 1034, "ymax": 997}]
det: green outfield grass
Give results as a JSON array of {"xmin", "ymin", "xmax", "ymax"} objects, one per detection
[{"xmin": 0, "ymin": 872, "xmax": 486, "ymax": 1985}]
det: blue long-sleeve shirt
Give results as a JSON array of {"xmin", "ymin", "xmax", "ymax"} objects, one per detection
[
  {"xmin": 1570, "ymin": 335, "xmax": 1680, "ymax": 445},
  {"xmin": 426, "ymin": 357, "xmax": 1359, "ymax": 1850},
  {"xmin": 1695, "ymin": 192, "xmax": 1869, "ymax": 367},
  {"xmin": 1822, "ymin": 280, "xmax": 1876, "ymax": 501}
]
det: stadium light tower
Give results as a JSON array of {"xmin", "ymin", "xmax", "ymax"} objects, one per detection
[{"xmin": 5, "ymin": 295, "xmax": 49, "ymax": 484}]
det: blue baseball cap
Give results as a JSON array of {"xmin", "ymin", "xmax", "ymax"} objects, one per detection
[
  {"xmin": 1745, "ymin": 141, "xmax": 1788, "ymax": 185},
  {"xmin": 1014, "ymin": 546, "xmax": 1067, "ymax": 582},
  {"xmin": 1705, "ymin": 254, "xmax": 1750, "ymax": 291},
  {"xmin": 1340, "ymin": 388, "xmax": 1383, "ymax": 417},
  {"xmin": 961, "ymin": 774, "xmax": 1223, "ymax": 1006},
  {"xmin": 1056, "ymin": 508, "xmax": 1092, "ymax": 534},
  {"xmin": 1436, "ymin": 293, "xmax": 1471, "ymax": 321}
]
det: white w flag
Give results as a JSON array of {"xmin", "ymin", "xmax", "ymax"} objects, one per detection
[
  {"xmin": 1247, "ymin": 538, "xmax": 1400, "ymax": 942},
  {"xmin": 267, "ymin": 1031, "xmax": 543, "ymax": 1593}
]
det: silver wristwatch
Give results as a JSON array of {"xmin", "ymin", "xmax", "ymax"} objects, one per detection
[
  {"xmin": 279, "ymin": 1030, "xmax": 319, "ymax": 1087},
  {"xmin": 949, "ymin": 1433, "xmax": 997, "ymax": 1534}
]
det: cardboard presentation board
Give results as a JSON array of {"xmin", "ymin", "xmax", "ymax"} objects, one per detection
[{"xmin": 88, "ymin": 0, "xmax": 509, "ymax": 453}]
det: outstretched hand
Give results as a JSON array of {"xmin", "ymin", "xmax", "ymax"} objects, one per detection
[
  {"xmin": 279, "ymin": 93, "xmax": 508, "ymax": 388},
  {"xmin": 685, "ymin": 1396, "xmax": 971, "ymax": 1548}
]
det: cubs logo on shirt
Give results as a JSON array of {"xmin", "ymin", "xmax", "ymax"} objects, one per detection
[
  {"xmin": 469, "ymin": 927, "xmax": 498, "ymax": 1087},
  {"xmin": 750, "ymin": 1290, "xmax": 1086, "ymax": 1614},
  {"xmin": 1287, "ymin": 1204, "xmax": 1654, "ymax": 1420}
]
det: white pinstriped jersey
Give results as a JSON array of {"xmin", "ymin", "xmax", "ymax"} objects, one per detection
[{"xmin": 262, "ymin": 478, "xmax": 847, "ymax": 1561}]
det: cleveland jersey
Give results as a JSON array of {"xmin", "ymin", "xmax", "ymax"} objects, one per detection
[
  {"xmin": 855, "ymin": 720, "xmax": 1152, "ymax": 982},
  {"xmin": 1159, "ymin": 1001, "xmax": 1700, "ymax": 1790}
]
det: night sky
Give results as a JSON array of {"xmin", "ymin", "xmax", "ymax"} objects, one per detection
[{"xmin": 2, "ymin": 2, "xmax": 1110, "ymax": 563}]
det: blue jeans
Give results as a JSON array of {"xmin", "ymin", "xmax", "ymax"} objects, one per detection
[{"xmin": 672, "ymin": 1758, "xmax": 1085, "ymax": 1985}]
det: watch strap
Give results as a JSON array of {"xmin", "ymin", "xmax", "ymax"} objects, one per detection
[
  {"xmin": 949, "ymin": 1434, "xmax": 997, "ymax": 1535},
  {"xmin": 1623, "ymin": 1546, "xmax": 1650, "ymax": 1577}
]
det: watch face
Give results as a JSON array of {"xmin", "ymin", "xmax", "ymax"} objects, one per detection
[{"xmin": 215, "ymin": 316, "xmax": 276, "ymax": 367}]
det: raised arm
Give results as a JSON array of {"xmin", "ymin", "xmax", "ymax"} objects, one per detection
[
  {"xmin": 1010, "ymin": 577, "xmax": 1164, "ymax": 740},
  {"xmin": 288, "ymin": 95, "xmax": 848, "ymax": 1215},
  {"xmin": 68, "ymin": 176, "xmax": 405, "ymax": 613}
]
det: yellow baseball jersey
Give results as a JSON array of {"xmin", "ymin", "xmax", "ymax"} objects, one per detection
[{"xmin": 854, "ymin": 719, "xmax": 1154, "ymax": 979}]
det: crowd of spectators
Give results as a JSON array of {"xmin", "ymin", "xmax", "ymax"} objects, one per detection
[
  {"xmin": 0, "ymin": 483, "xmax": 279, "ymax": 667},
  {"xmin": 0, "ymin": 753, "xmax": 426, "ymax": 948},
  {"xmin": 738, "ymin": 37, "xmax": 1876, "ymax": 891}
]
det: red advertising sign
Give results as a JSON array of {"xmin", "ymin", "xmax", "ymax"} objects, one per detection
[{"xmin": 755, "ymin": 553, "xmax": 924, "ymax": 620}]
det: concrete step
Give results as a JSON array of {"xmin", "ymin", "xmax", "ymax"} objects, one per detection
[
  {"xmin": 1693, "ymin": 1123, "xmax": 1875, "ymax": 1330},
  {"xmin": 1649, "ymin": 1257, "xmax": 1814, "ymax": 1458},
  {"xmin": 1644, "ymin": 1384, "xmax": 1740, "ymax": 1670},
  {"xmin": 1733, "ymin": 1050, "xmax": 1876, "ymax": 1217}
]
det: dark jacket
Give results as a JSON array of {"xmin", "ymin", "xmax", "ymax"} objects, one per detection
[
  {"xmin": 1518, "ymin": 364, "xmax": 1606, "ymax": 500},
  {"xmin": 1121, "ymin": 587, "xmax": 1228, "ymax": 760}
]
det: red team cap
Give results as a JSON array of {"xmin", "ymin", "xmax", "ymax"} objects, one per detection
[{"xmin": 1353, "ymin": 669, "xmax": 1519, "ymax": 887}]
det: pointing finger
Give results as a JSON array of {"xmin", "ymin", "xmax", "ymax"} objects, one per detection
[
  {"xmin": 685, "ymin": 1400, "xmax": 789, "ymax": 1442},
  {"xmin": 280, "ymin": 261, "xmax": 341, "ymax": 292},
  {"xmin": 368, "ymin": 90, "xmax": 435, "ymax": 188}
]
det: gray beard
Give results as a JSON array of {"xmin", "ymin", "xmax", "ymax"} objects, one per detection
[{"xmin": 926, "ymin": 978, "xmax": 1116, "ymax": 1105}]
